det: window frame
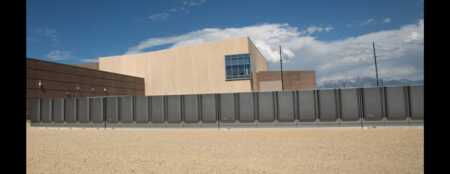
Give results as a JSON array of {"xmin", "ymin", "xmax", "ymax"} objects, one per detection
[{"xmin": 224, "ymin": 54, "xmax": 252, "ymax": 81}]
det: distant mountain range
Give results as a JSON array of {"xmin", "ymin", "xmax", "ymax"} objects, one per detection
[{"xmin": 318, "ymin": 77, "xmax": 423, "ymax": 89}]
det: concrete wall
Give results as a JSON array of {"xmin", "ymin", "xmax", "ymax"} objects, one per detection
[
  {"xmin": 409, "ymin": 86, "xmax": 423, "ymax": 119},
  {"xmin": 99, "ymin": 37, "xmax": 269, "ymax": 96},
  {"xmin": 255, "ymin": 71, "xmax": 316, "ymax": 91},
  {"xmin": 29, "ymin": 85, "xmax": 423, "ymax": 128},
  {"xmin": 248, "ymin": 38, "xmax": 268, "ymax": 90},
  {"xmin": 259, "ymin": 80, "xmax": 282, "ymax": 91}
]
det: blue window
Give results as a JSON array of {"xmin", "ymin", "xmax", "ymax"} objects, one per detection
[{"xmin": 225, "ymin": 54, "xmax": 251, "ymax": 80}]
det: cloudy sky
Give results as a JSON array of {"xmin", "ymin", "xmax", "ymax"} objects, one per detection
[{"xmin": 27, "ymin": 0, "xmax": 423, "ymax": 85}]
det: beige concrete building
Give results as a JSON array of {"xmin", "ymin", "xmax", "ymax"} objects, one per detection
[
  {"xmin": 255, "ymin": 71, "xmax": 316, "ymax": 92},
  {"xmin": 98, "ymin": 37, "xmax": 315, "ymax": 95}
]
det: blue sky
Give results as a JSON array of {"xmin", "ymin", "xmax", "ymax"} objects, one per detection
[{"xmin": 27, "ymin": 0, "xmax": 423, "ymax": 84}]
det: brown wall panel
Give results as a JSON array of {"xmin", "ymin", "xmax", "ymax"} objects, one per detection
[
  {"xmin": 73, "ymin": 63, "xmax": 99, "ymax": 70},
  {"xmin": 28, "ymin": 61, "xmax": 142, "ymax": 84},
  {"xmin": 27, "ymin": 68, "xmax": 143, "ymax": 86},
  {"xmin": 27, "ymin": 69, "xmax": 144, "ymax": 90},
  {"xmin": 26, "ymin": 79, "xmax": 139, "ymax": 94},
  {"xmin": 26, "ymin": 58, "xmax": 145, "ymax": 107}
]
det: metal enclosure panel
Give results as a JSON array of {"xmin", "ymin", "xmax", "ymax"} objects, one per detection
[
  {"xmin": 26, "ymin": 99, "xmax": 31, "ymax": 120},
  {"xmin": 89, "ymin": 98, "xmax": 103, "ymax": 123},
  {"xmin": 385, "ymin": 87, "xmax": 407, "ymax": 120},
  {"xmin": 318, "ymin": 90, "xmax": 338, "ymax": 121},
  {"xmin": 30, "ymin": 98, "xmax": 40, "ymax": 122},
  {"xmin": 340, "ymin": 89, "xmax": 360, "ymax": 121},
  {"xmin": 52, "ymin": 98, "xmax": 64, "ymax": 123},
  {"xmin": 64, "ymin": 98, "xmax": 77, "ymax": 123},
  {"xmin": 409, "ymin": 86, "xmax": 424, "ymax": 119},
  {"xmin": 362, "ymin": 88, "xmax": 383, "ymax": 120},
  {"xmin": 106, "ymin": 97, "xmax": 119, "ymax": 123},
  {"xmin": 135, "ymin": 96, "xmax": 149, "ymax": 123},
  {"xmin": 258, "ymin": 92, "xmax": 275, "ymax": 122},
  {"xmin": 119, "ymin": 96, "xmax": 134, "ymax": 123},
  {"xmin": 150, "ymin": 96, "xmax": 165, "ymax": 123},
  {"xmin": 238, "ymin": 93, "xmax": 254, "ymax": 122},
  {"xmin": 184, "ymin": 95, "xmax": 199, "ymax": 123},
  {"xmin": 201, "ymin": 94, "xmax": 217, "ymax": 123},
  {"xmin": 167, "ymin": 96, "xmax": 182, "ymax": 123},
  {"xmin": 220, "ymin": 94, "xmax": 235, "ymax": 122},
  {"xmin": 77, "ymin": 97, "xmax": 90, "ymax": 123},
  {"xmin": 41, "ymin": 98, "xmax": 52, "ymax": 123},
  {"xmin": 298, "ymin": 91, "xmax": 316, "ymax": 121},
  {"xmin": 278, "ymin": 91, "xmax": 295, "ymax": 121}
]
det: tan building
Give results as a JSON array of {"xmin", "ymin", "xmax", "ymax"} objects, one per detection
[
  {"xmin": 98, "ymin": 37, "xmax": 315, "ymax": 95},
  {"xmin": 255, "ymin": 71, "xmax": 316, "ymax": 91}
]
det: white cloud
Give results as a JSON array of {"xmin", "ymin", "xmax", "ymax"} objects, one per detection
[
  {"xmin": 35, "ymin": 27, "xmax": 59, "ymax": 47},
  {"xmin": 360, "ymin": 18, "xmax": 374, "ymax": 26},
  {"xmin": 384, "ymin": 17, "xmax": 391, "ymax": 23},
  {"xmin": 35, "ymin": 28, "xmax": 57, "ymax": 41},
  {"xmin": 151, "ymin": 0, "xmax": 207, "ymax": 20},
  {"xmin": 148, "ymin": 13, "xmax": 170, "ymax": 21},
  {"xmin": 126, "ymin": 24, "xmax": 332, "ymax": 62},
  {"xmin": 46, "ymin": 50, "xmax": 72, "ymax": 61},
  {"xmin": 302, "ymin": 26, "xmax": 334, "ymax": 35},
  {"xmin": 33, "ymin": 28, "xmax": 74, "ymax": 61},
  {"xmin": 126, "ymin": 19, "xmax": 423, "ymax": 85},
  {"xmin": 169, "ymin": 7, "xmax": 180, "ymax": 13},
  {"xmin": 185, "ymin": 0, "xmax": 207, "ymax": 7}
]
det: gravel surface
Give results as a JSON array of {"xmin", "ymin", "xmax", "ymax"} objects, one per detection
[{"xmin": 27, "ymin": 124, "xmax": 423, "ymax": 174}]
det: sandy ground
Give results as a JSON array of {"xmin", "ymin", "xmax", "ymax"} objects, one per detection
[{"xmin": 27, "ymin": 123, "xmax": 423, "ymax": 174}]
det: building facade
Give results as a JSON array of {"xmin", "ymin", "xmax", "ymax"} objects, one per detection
[
  {"xmin": 255, "ymin": 71, "xmax": 316, "ymax": 91},
  {"xmin": 99, "ymin": 37, "xmax": 316, "ymax": 95},
  {"xmin": 26, "ymin": 58, "xmax": 145, "ymax": 119},
  {"xmin": 99, "ymin": 37, "xmax": 267, "ymax": 95}
]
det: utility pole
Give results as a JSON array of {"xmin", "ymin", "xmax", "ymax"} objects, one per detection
[
  {"xmin": 279, "ymin": 45, "xmax": 284, "ymax": 91},
  {"xmin": 372, "ymin": 41, "xmax": 380, "ymax": 87}
]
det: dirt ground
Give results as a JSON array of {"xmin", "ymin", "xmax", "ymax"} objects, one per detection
[{"xmin": 27, "ymin": 124, "xmax": 423, "ymax": 174}]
